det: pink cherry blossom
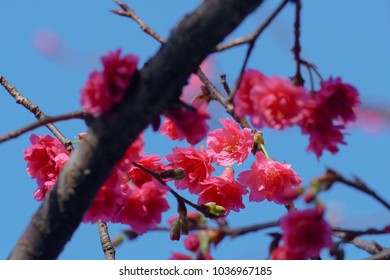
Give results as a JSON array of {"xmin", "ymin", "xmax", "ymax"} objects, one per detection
[
  {"xmin": 115, "ymin": 179, "xmax": 170, "ymax": 235},
  {"xmin": 317, "ymin": 77, "xmax": 360, "ymax": 123},
  {"xmin": 198, "ymin": 167, "xmax": 248, "ymax": 214},
  {"xmin": 166, "ymin": 146, "xmax": 214, "ymax": 194},
  {"xmin": 234, "ymin": 69, "xmax": 307, "ymax": 130},
  {"xmin": 160, "ymin": 101, "xmax": 210, "ymax": 145},
  {"xmin": 127, "ymin": 154, "xmax": 167, "ymax": 187},
  {"xmin": 23, "ymin": 134, "xmax": 70, "ymax": 201},
  {"xmin": 80, "ymin": 49, "xmax": 138, "ymax": 115},
  {"xmin": 237, "ymin": 152, "xmax": 302, "ymax": 204},
  {"xmin": 234, "ymin": 69, "xmax": 266, "ymax": 117},
  {"xmin": 206, "ymin": 118, "xmax": 254, "ymax": 166},
  {"xmin": 279, "ymin": 209, "xmax": 333, "ymax": 258},
  {"xmin": 250, "ymin": 75, "xmax": 307, "ymax": 130}
]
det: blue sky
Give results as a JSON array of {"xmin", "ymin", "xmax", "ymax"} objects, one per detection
[{"xmin": 0, "ymin": 1, "xmax": 389, "ymax": 260}]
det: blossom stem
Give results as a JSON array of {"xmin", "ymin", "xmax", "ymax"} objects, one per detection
[{"xmin": 259, "ymin": 143, "xmax": 270, "ymax": 159}]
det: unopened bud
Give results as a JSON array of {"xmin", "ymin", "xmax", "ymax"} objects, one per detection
[
  {"xmin": 203, "ymin": 202, "xmax": 227, "ymax": 217},
  {"xmin": 170, "ymin": 218, "xmax": 181, "ymax": 241},
  {"xmin": 181, "ymin": 218, "xmax": 189, "ymax": 235},
  {"xmin": 158, "ymin": 169, "xmax": 185, "ymax": 180}
]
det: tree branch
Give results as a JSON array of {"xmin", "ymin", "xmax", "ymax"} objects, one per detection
[
  {"xmin": 0, "ymin": 75, "xmax": 73, "ymax": 152},
  {"xmin": 0, "ymin": 110, "xmax": 87, "ymax": 144},
  {"xmin": 97, "ymin": 220, "xmax": 116, "ymax": 260},
  {"xmin": 8, "ymin": 0, "xmax": 264, "ymax": 259}
]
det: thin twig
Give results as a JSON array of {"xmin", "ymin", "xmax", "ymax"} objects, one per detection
[
  {"xmin": 326, "ymin": 169, "xmax": 390, "ymax": 211},
  {"xmin": 97, "ymin": 220, "xmax": 116, "ymax": 260},
  {"xmin": 0, "ymin": 110, "xmax": 87, "ymax": 144},
  {"xmin": 229, "ymin": 0, "xmax": 290, "ymax": 100},
  {"xmin": 332, "ymin": 226, "xmax": 390, "ymax": 239},
  {"xmin": 216, "ymin": 0, "xmax": 290, "ymax": 52},
  {"xmin": 111, "ymin": 0, "xmax": 166, "ymax": 44},
  {"xmin": 364, "ymin": 248, "xmax": 390, "ymax": 260},
  {"xmin": 291, "ymin": 0, "xmax": 304, "ymax": 86},
  {"xmin": 131, "ymin": 161, "xmax": 219, "ymax": 219},
  {"xmin": 0, "ymin": 75, "xmax": 74, "ymax": 152},
  {"xmin": 333, "ymin": 231, "xmax": 382, "ymax": 255},
  {"xmin": 220, "ymin": 74, "xmax": 231, "ymax": 96}
]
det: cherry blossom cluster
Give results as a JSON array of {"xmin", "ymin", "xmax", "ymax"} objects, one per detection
[{"xmin": 234, "ymin": 69, "xmax": 360, "ymax": 157}]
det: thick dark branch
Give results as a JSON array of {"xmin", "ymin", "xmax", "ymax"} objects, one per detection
[
  {"xmin": 0, "ymin": 75, "xmax": 73, "ymax": 152},
  {"xmin": 8, "ymin": 0, "xmax": 264, "ymax": 259}
]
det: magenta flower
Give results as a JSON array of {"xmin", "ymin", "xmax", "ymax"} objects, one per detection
[
  {"xmin": 300, "ymin": 99, "xmax": 346, "ymax": 158},
  {"xmin": 115, "ymin": 179, "xmax": 170, "ymax": 235},
  {"xmin": 234, "ymin": 69, "xmax": 307, "ymax": 130},
  {"xmin": 168, "ymin": 253, "xmax": 192, "ymax": 260},
  {"xmin": 166, "ymin": 146, "xmax": 214, "ymax": 194},
  {"xmin": 237, "ymin": 152, "xmax": 302, "ymax": 204},
  {"xmin": 160, "ymin": 101, "xmax": 210, "ymax": 145},
  {"xmin": 127, "ymin": 154, "xmax": 167, "ymax": 187},
  {"xmin": 317, "ymin": 77, "xmax": 360, "ymax": 123},
  {"xmin": 206, "ymin": 118, "xmax": 254, "ymax": 166},
  {"xmin": 279, "ymin": 209, "xmax": 333, "ymax": 258},
  {"xmin": 80, "ymin": 49, "xmax": 138, "ymax": 115},
  {"xmin": 23, "ymin": 134, "xmax": 70, "ymax": 200},
  {"xmin": 183, "ymin": 233, "xmax": 200, "ymax": 252},
  {"xmin": 198, "ymin": 167, "xmax": 248, "ymax": 214}
]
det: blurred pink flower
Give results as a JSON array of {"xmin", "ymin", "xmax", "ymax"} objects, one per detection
[
  {"xmin": 353, "ymin": 107, "xmax": 387, "ymax": 133},
  {"xmin": 237, "ymin": 152, "xmax": 302, "ymax": 204},
  {"xmin": 168, "ymin": 252, "xmax": 192, "ymax": 260},
  {"xmin": 280, "ymin": 209, "xmax": 333, "ymax": 258},
  {"xmin": 184, "ymin": 233, "xmax": 200, "ymax": 252},
  {"xmin": 300, "ymin": 100, "xmax": 346, "ymax": 158},
  {"xmin": 317, "ymin": 77, "xmax": 360, "ymax": 123},
  {"xmin": 182, "ymin": 57, "xmax": 215, "ymax": 102},
  {"xmin": 234, "ymin": 69, "xmax": 266, "ymax": 117},
  {"xmin": 270, "ymin": 245, "xmax": 306, "ymax": 260},
  {"xmin": 198, "ymin": 167, "xmax": 248, "ymax": 214},
  {"xmin": 160, "ymin": 101, "xmax": 210, "ymax": 145},
  {"xmin": 32, "ymin": 29, "xmax": 61, "ymax": 55},
  {"xmin": 166, "ymin": 146, "xmax": 214, "ymax": 194},
  {"xmin": 206, "ymin": 118, "xmax": 254, "ymax": 166},
  {"xmin": 80, "ymin": 49, "xmax": 138, "ymax": 115},
  {"xmin": 23, "ymin": 134, "xmax": 70, "ymax": 201},
  {"xmin": 115, "ymin": 179, "xmax": 170, "ymax": 235}
]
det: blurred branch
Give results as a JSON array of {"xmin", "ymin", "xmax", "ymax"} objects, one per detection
[
  {"xmin": 328, "ymin": 169, "xmax": 390, "ymax": 211},
  {"xmin": 0, "ymin": 110, "xmax": 87, "ymax": 144},
  {"xmin": 291, "ymin": 0, "xmax": 304, "ymax": 86},
  {"xmin": 97, "ymin": 220, "xmax": 116, "ymax": 260},
  {"xmin": 364, "ymin": 248, "xmax": 390, "ymax": 260},
  {"xmin": 8, "ymin": 0, "xmax": 264, "ymax": 259},
  {"xmin": 0, "ymin": 75, "xmax": 73, "ymax": 152}
]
